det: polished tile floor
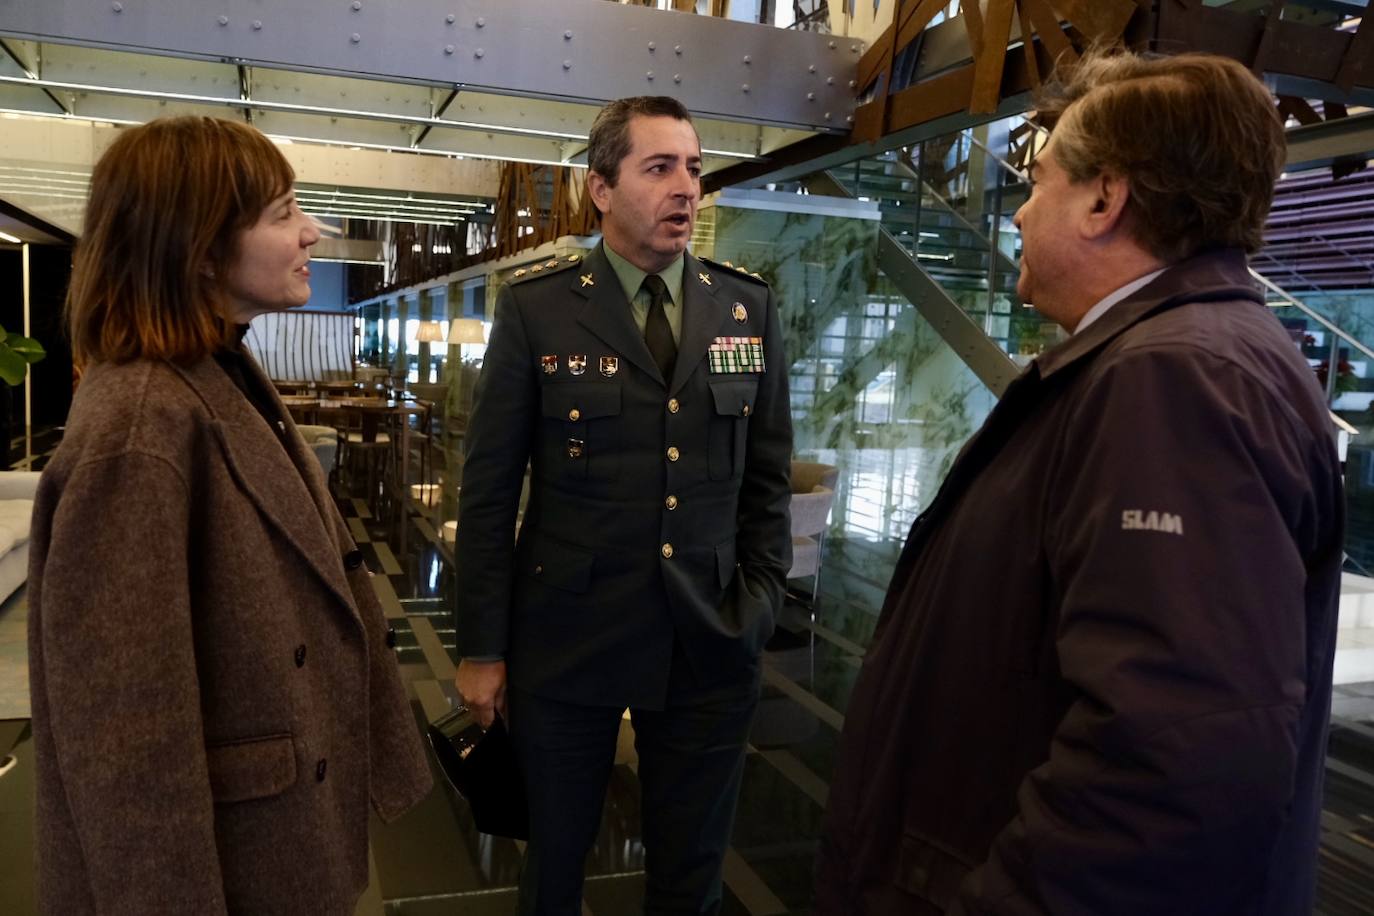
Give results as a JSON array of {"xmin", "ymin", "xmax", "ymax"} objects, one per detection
[{"xmin": 4, "ymin": 430, "xmax": 1374, "ymax": 913}]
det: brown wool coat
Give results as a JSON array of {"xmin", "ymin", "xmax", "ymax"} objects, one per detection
[{"xmin": 27, "ymin": 355, "xmax": 433, "ymax": 916}]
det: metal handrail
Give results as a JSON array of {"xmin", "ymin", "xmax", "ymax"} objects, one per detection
[
  {"xmin": 959, "ymin": 129, "xmax": 1029, "ymax": 183},
  {"xmin": 1251, "ymin": 268, "xmax": 1374, "ymax": 364}
]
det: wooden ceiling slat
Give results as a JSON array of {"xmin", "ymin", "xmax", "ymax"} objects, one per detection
[{"xmin": 970, "ymin": 0, "xmax": 1018, "ymax": 114}]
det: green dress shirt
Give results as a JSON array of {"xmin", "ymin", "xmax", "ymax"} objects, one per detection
[{"xmin": 603, "ymin": 243, "xmax": 684, "ymax": 346}]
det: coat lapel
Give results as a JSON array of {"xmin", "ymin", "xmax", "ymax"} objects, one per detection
[
  {"xmin": 572, "ymin": 245, "xmax": 663, "ymax": 383},
  {"xmin": 671, "ymin": 251, "xmax": 724, "ymax": 396},
  {"xmin": 171, "ymin": 357, "xmax": 360, "ymax": 625}
]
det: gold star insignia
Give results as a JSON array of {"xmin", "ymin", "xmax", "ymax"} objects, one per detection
[
  {"xmin": 698, "ymin": 272, "xmax": 712, "ymax": 286},
  {"xmin": 545, "ymin": 259, "xmax": 558, "ymax": 268},
  {"xmin": 579, "ymin": 273, "xmax": 595, "ymax": 288},
  {"xmin": 531, "ymin": 265, "xmax": 544, "ymax": 273},
  {"xmin": 513, "ymin": 269, "xmax": 527, "ymax": 277},
  {"xmin": 722, "ymin": 260, "xmax": 734, "ymax": 268}
]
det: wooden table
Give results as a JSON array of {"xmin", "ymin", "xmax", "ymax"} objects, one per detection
[{"xmin": 318, "ymin": 397, "xmax": 429, "ymax": 496}]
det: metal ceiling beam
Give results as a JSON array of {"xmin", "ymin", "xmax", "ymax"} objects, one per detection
[
  {"xmin": 0, "ymin": 0, "xmax": 858, "ymax": 131},
  {"xmin": 0, "ymin": 115, "xmax": 503, "ymax": 197},
  {"xmin": 1285, "ymin": 110, "xmax": 1374, "ymax": 171}
]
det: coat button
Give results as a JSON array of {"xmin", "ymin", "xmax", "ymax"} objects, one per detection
[
  {"xmin": 316, "ymin": 759, "xmax": 327, "ymax": 781},
  {"xmin": 667, "ymin": 398, "xmax": 680, "ymax": 413},
  {"xmin": 661, "ymin": 543, "xmax": 674, "ymax": 558},
  {"xmin": 568, "ymin": 408, "xmax": 581, "ymax": 421},
  {"xmin": 294, "ymin": 644, "xmax": 307, "ymax": 667},
  {"xmin": 666, "ymin": 446, "xmax": 680, "ymax": 462},
  {"xmin": 534, "ymin": 564, "xmax": 543, "ymax": 575},
  {"xmin": 344, "ymin": 548, "xmax": 364, "ymax": 570},
  {"xmin": 742, "ymin": 404, "xmax": 751, "ymax": 417},
  {"xmin": 665, "ymin": 495, "xmax": 678, "ymax": 510},
  {"xmin": 385, "ymin": 627, "xmax": 397, "ymax": 648}
]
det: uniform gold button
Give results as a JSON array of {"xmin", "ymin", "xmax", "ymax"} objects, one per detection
[
  {"xmin": 568, "ymin": 408, "xmax": 581, "ymax": 421},
  {"xmin": 534, "ymin": 565, "xmax": 543, "ymax": 575},
  {"xmin": 667, "ymin": 446, "xmax": 680, "ymax": 461},
  {"xmin": 742, "ymin": 404, "xmax": 751, "ymax": 417},
  {"xmin": 668, "ymin": 398, "xmax": 680, "ymax": 413},
  {"xmin": 665, "ymin": 495, "xmax": 678, "ymax": 510},
  {"xmin": 661, "ymin": 543, "xmax": 674, "ymax": 558}
]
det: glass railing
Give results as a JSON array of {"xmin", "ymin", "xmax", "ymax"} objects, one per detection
[{"xmin": 823, "ymin": 122, "xmax": 1063, "ymax": 362}]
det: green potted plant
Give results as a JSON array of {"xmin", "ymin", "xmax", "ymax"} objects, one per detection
[{"xmin": 0, "ymin": 324, "xmax": 45, "ymax": 468}]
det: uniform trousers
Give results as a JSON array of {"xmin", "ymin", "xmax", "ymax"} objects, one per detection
[{"xmin": 508, "ymin": 642, "xmax": 761, "ymax": 916}]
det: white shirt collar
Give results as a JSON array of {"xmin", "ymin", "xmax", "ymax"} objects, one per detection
[{"xmin": 1072, "ymin": 267, "xmax": 1168, "ymax": 335}]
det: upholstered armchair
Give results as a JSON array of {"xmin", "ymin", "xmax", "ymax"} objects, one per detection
[
  {"xmin": 295, "ymin": 424, "xmax": 340, "ymax": 477},
  {"xmin": 788, "ymin": 461, "xmax": 839, "ymax": 609}
]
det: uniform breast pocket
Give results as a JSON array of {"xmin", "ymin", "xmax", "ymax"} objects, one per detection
[
  {"xmin": 540, "ymin": 383, "xmax": 622, "ymax": 481},
  {"xmin": 707, "ymin": 379, "xmax": 758, "ymax": 481}
]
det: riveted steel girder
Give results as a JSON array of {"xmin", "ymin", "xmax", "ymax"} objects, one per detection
[{"xmin": 0, "ymin": 0, "xmax": 859, "ymax": 131}]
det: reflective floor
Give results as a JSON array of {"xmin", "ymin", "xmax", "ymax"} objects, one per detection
[{"xmin": 4, "ymin": 429, "xmax": 1374, "ymax": 913}]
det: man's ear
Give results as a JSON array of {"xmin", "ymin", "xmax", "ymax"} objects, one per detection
[
  {"xmin": 586, "ymin": 171, "xmax": 612, "ymax": 217},
  {"xmin": 1082, "ymin": 171, "xmax": 1130, "ymax": 241}
]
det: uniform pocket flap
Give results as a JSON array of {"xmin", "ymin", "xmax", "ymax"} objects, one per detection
[
  {"xmin": 541, "ymin": 383, "xmax": 621, "ymax": 420},
  {"xmin": 894, "ymin": 831, "xmax": 975, "ymax": 908},
  {"xmin": 708, "ymin": 379, "xmax": 758, "ymax": 417},
  {"xmin": 531, "ymin": 536, "xmax": 596, "ymax": 593},
  {"xmin": 206, "ymin": 733, "xmax": 297, "ymax": 804},
  {"xmin": 715, "ymin": 537, "xmax": 737, "ymax": 590}
]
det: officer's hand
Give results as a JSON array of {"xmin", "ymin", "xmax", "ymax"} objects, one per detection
[{"xmin": 455, "ymin": 658, "xmax": 508, "ymax": 730}]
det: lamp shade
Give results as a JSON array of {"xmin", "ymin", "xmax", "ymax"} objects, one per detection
[
  {"xmin": 449, "ymin": 318, "xmax": 487, "ymax": 345},
  {"xmin": 416, "ymin": 320, "xmax": 446, "ymax": 343}
]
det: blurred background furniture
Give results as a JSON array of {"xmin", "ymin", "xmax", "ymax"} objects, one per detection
[
  {"xmin": 295, "ymin": 424, "xmax": 340, "ymax": 478},
  {"xmin": 787, "ymin": 461, "xmax": 839, "ymax": 609},
  {"xmin": 0, "ymin": 471, "xmax": 39, "ymax": 603}
]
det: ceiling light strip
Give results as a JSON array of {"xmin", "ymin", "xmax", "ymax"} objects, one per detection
[
  {"xmin": 295, "ymin": 188, "xmax": 485, "ymax": 208},
  {"xmin": 295, "ymin": 196, "xmax": 475, "ymax": 216},
  {"xmin": 0, "ymin": 76, "xmax": 761, "ymax": 161},
  {"xmin": 300, "ymin": 205, "xmax": 475, "ymax": 220},
  {"xmin": 0, "ymin": 73, "xmax": 583, "ymax": 141},
  {"xmin": 301, "ymin": 210, "xmax": 456, "ymax": 226}
]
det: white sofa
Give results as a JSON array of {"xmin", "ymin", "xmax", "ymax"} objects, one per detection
[
  {"xmin": 0, "ymin": 471, "xmax": 39, "ymax": 604},
  {"xmin": 295, "ymin": 424, "xmax": 340, "ymax": 476}
]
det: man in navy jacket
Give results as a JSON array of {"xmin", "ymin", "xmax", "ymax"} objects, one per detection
[{"xmin": 817, "ymin": 51, "xmax": 1344, "ymax": 915}]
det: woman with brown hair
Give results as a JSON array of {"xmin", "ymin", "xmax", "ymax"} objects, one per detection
[{"xmin": 27, "ymin": 116, "xmax": 432, "ymax": 915}]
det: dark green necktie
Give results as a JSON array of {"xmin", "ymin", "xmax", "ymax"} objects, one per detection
[{"xmin": 642, "ymin": 274, "xmax": 676, "ymax": 381}]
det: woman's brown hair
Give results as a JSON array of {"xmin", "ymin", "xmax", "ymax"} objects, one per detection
[{"xmin": 66, "ymin": 116, "xmax": 296, "ymax": 366}]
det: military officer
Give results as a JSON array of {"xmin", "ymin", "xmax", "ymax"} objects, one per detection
[{"xmin": 454, "ymin": 96, "xmax": 793, "ymax": 915}]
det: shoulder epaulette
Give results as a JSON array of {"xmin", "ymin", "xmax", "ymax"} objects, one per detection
[
  {"xmin": 700, "ymin": 257, "xmax": 768, "ymax": 285},
  {"xmin": 509, "ymin": 253, "xmax": 585, "ymax": 284}
]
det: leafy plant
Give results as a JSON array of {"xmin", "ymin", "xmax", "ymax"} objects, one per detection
[{"xmin": 0, "ymin": 324, "xmax": 45, "ymax": 386}]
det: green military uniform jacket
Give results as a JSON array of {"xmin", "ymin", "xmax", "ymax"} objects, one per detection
[{"xmin": 455, "ymin": 243, "xmax": 793, "ymax": 708}]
